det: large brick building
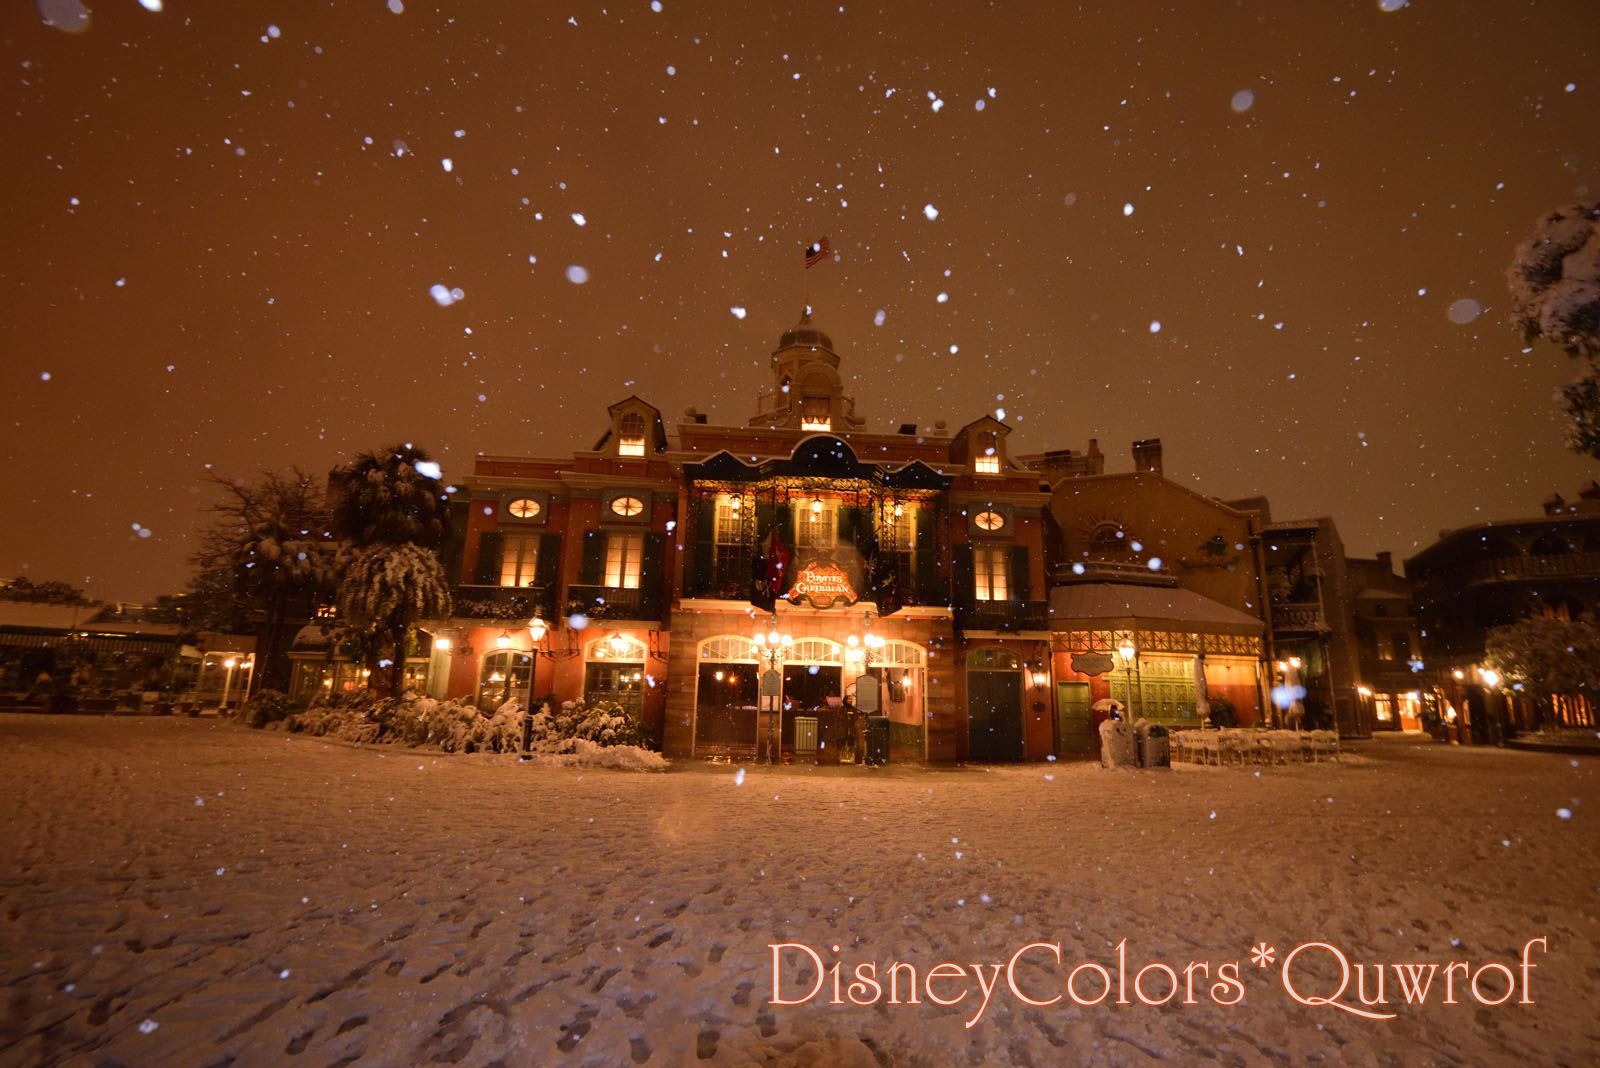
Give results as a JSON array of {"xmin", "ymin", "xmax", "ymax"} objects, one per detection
[{"xmin": 338, "ymin": 312, "xmax": 1317, "ymax": 761}]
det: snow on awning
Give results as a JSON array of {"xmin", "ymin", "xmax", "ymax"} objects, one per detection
[{"xmin": 1048, "ymin": 583, "xmax": 1263, "ymax": 635}]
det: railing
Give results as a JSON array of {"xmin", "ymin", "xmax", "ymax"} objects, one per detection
[
  {"xmin": 566, "ymin": 584, "xmax": 664, "ymax": 622},
  {"xmin": 956, "ymin": 600, "xmax": 1050, "ymax": 632},
  {"xmin": 1446, "ymin": 551, "xmax": 1600, "ymax": 587},
  {"xmin": 452, "ymin": 584, "xmax": 553, "ymax": 620},
  {"xmin": 1272, "ymin": 603, "xmax": 1327, "ymax": 631}
]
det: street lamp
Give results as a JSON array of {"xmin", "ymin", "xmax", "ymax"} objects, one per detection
[
  {"xmin": 527, "ymin": 616, "xmax": 548, "ymax": 644},
  {"xmin": 753, "ymin": 623, "xmax": 793, "ymax": 764},
  {"xmin": 221, "ymin": 658, "xmax": 237, "ymax": 711},
  {"xmin": 1117, "ymin": 636, "xmax": 1140, "ymax": 720}
]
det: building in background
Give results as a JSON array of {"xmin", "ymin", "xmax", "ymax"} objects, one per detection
[
  {"xmin": 1345, "ymin": 551, "xmax": 1424, "ymax": 731},
  {"xmin": 1407, "ymin": 484, "xmax": 1600, "ymax": 741}
]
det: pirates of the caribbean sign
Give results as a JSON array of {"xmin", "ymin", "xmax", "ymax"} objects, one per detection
[{"xmin": 786, "ymin": 561, "xmax": 859, "ymax": 609}]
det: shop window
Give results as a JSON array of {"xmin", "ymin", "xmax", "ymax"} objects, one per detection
[
  {"xmin": 606, "ymin": 532, "xmax": 645, "ymax": 588},
  {"xmin": 479, "ymin": 650, "xmax": 533, "ymax": 712},
  {"xmin": 618, "ymin": 412, "xmax": 646, "ymax": 456},
  {"xmin": 584, "ymin": 662, "xmax": 644, "ymax": 716},
  {"xmin": 973, "ymin": 546, "xmax": 1009, "ymax": 601},
  {"xmin": 499, "ymin": 533, "xmax": 540, "ymax": 587}
]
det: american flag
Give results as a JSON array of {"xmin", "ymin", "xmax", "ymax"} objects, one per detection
[{"xmin": 804, "ymin": 237, "xmax": 831, "ymax": 269}]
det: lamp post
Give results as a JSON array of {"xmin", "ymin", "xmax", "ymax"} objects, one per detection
[
  {"xmin": 1117, "ymin": 636, "xmax": 1140, "ymax": 721},
  {"xmin": 753, "ymin": 624, "xmax": 793, "ymax": 764},
  {"xmin": 221, "ymin": 657, "xmax": 237, "ymax": 711}
]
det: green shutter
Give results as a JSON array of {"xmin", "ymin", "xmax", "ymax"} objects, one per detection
[
  {"xmin": 692, "ymin": 495, "xmax": 717, "ymax": 593},
  {"xmin": 1008, "ymin": 545, "xmax": 1031, "ymax": 603},
  {"xmin": 952, "ymin": 545, "xmax": 975, "ymax": 609},
  {"xmin": 836, "ymin": 505, "xmax": 861, "ymax": 547},
  {"xmin": 534, "ymin": 534, "xmax": 561, "ymax": 588},
  {"xmin": 474, "ymin": 531, "xmax": 504, "ymax": 585},
  {"xmin": 579, "ymin": 530, "xmax": 606, "ymax": 585}
]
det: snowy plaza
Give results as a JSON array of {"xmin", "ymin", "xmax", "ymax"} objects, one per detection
[{"xmin": 0, "ymin": 715, "xmax": 1595, "ymax": 1066}]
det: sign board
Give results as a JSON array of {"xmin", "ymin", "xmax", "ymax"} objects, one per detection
[
  {"xmin": 786, "ymin": 561, "xmax": 859, "ymax": 609},
  {"xmin": 760, "ymin": 669, "xmax": 783, "ymax": 697},
  {"xmin": 854, "ymin": 673, "xmax": 881, "ymax": 714},
  {"xmin": 1071, "ymin": 652, "xmax": 1116, "ymax": 677}
]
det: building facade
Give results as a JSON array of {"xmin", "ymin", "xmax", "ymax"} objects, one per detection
[{"xmin": 370, "ymin": 312, "xmax": 1407, "ymax": 760}]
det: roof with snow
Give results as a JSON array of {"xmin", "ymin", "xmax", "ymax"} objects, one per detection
[{"xmin": 1048, "ymin": 583, "xmax": 1263, "ymax": 634}]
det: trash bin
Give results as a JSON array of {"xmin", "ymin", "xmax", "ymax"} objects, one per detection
[
  {"xmin": 1140, "ymin": 724, "xmax": 1171, "ymax": 768},
  {"xmin": 865, "ymin": 716, "xmax": 890, "ymax": 766},
  {"xmin": 794, "ymin": 715, "xmax": 819, "ymax": 762}
]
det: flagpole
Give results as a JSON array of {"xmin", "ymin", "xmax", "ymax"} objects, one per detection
[{"xmin": 802, "ymin": 245, "xmax": 809, "ymax": 316}]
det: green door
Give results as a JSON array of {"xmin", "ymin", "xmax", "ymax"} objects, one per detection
[{"xmin": 1057, "ymin": 681, "xmax": 1093, "ymax": 753}]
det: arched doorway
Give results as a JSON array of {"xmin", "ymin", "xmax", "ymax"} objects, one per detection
[
  {"xmin": 692, "ymin": 635, "xmax": 845, "ymax": 757},
  {"xmin": 861, "ymin": 640, "xmax": 928, "ymax": 761},
  {"xmin": 967, "ymin": 646, "xmax": 1024, "ymax": 762}
]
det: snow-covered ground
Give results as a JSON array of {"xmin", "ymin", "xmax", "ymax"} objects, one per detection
[{"xmin": 0, "ymin": 715, "xmax": 1594, "ymax": 1067}]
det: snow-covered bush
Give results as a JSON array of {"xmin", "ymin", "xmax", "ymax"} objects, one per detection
[
  {"xmin": 525, "ymin": 697, "xmax": 643, "ymax": 753},
  {"xmin": 283, "ymin": 691, "xmax": 524, "ymax": 752},
  {"xmin": 241, "ymin": 688, "xmax": 292, "ymax": 729}
]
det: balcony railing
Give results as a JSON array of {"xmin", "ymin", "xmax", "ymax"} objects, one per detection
[
  {"xmin": 566, "ymin": 584, "xmax": 665, "ymax": 623},
  {"xmin": 452, "ymin": 584, "xmax": 553, "ymax": 621},
  {"xmin": 956, "ymin": 600, "xmax": 1049, "ymax": 633},
  {"xmin": 1272, "ymin": 602, "xmax": 1327, "ymax": 632},
  {"xmin": 1448, "ymin": 551, "xmax": 1600, "ymax": 587}
]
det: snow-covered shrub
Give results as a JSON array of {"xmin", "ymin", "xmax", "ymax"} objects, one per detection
[
  {"xmin": 242, "ymin": 688, "xmax": 292, "ymax": 729},
  {"xmin": 526, "ymin": 697, "xmax": 643, "ymax": 753},
  {"xmin": 284, "ymin": 691, "xmax": 524, "ymax": 752}
]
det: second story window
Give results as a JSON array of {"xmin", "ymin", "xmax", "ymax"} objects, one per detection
[
  {"xmin": 974, "ymin": 430, "xmax": 1000, "ymax": 473},
  {"xmin": 618, "ymin": 412, "xmax": 646, "ymax": 456},
  {"xmin": 606, "ymin": 531, "xmax": 645, "ymax": 588},
  {"xmin": 499, "ymin": 533, "xmax": 541, "ymax": 587},
  {"xmin": 795, "ymin": 499, "xmax": 836, "ymax": 551},
  {"xmin": 974, "ymin": 546, "xmax": 1009, "ymax": 601}
]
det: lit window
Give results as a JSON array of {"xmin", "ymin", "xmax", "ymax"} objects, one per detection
[
  {"xmin": 974, "ymin": 510, "xmax": 1005, "ymax": 531},
  {"xmin": 618, "ymin": 412, "xmax": 646, "ymax": 456},
  {"xmin": 610, "ymin": 495, "xmax": 645, "ymax": 517},
  {"xmin": 499, "ymin": 533, "xmax": 540, "ymax": 587},
  {"xmin": 605, "ymin": 532, "xmax": 645, "ymax": 588},
  {"xmin": 800, "ymin": 396, "xmax": 831, "ymax": 431},
  {"xmin": 506, "ymin": 497, "xmax": 541, "ymax": 519},
  {"xmin": 884, "ymin": 505, "xmax": 914, "ymax": 552},
  {"xmin": 975, "ymin": 455, "xmax": 1000, "ymax": 473},
  {"xmin": 795, "ymin": 501, "xmax": 835, "ymax": 550},
  {"xmin": 714, "ymin": 495, "xmax": 743, "ymax": 545},
  {"xmin": 974, "ymin": 546, "xmax": 1009, "ymax": 601}
]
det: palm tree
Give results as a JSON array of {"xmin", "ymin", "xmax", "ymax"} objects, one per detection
[{"xmin": 331, "ymin": 444, "xmax": 451, "ymax": 549}]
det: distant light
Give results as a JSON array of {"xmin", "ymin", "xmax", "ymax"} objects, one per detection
[
  {"xmin": 565, "ymin": 265, "xmax": 590, "ymax": 284},
  {"xmin": 1231, "ymin": 89, "xmax": 1255, "ymax": 112}
]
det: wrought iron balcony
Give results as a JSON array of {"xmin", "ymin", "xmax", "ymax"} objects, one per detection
[
  {"xmin": 1451, "ymin": 551, "xmax": 1600, "ymax": 587},
  {"xmin": 451, "ymin": 584, "xmax": 554, "ymax": 621},
  {"xmin": 1272, "ymin": 602, "xmax": 1328, "ymax": 632},
  {"xmin": 956, "ymin": 600, "xmax": 1050, "ymax": 633},
  {"xmin": 566, "ymin": 584, "xmax": 665, "ymax": 623}
]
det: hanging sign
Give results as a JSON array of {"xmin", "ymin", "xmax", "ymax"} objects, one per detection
[
  {"xmin": 760, "ymin": 669, "xmax": 783, "ymax": 697},
  {"xmin": 786, "ymin": 561, "xmax": 859, "ymax": 609}
]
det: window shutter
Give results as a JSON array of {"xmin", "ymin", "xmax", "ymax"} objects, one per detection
[
  {"xmin": 691, "ymin": 495, "xmax": 717, "ymax": 593},
  {"xmin": 640, "ymin": 531, "xmax": 665, "ymax": 588},
  {"xmin": 836, "ymin": 505, "xmax": 860, "ymax": 547},
  {"xmin": 579, "ymin": 529, "xmax": 606, "ymax": 585},
  {"xmin": 953, "ymin": 545, "xmax": 975, "ymax": 609},
  {"xmin": 474, "ymin": 531, "xmax": 504, "ymax": 585},
  {"xmin": 534, "ymin": 534, "xmax": 561, "ymax": 588},
  {"xmin": 1008, "ymin": 545, "xmax": 1031, "ymax": 603}
]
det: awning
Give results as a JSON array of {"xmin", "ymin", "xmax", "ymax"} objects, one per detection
[{"xmin": 1049, "ymin": 583, "xmax": 1263, "ymax": 635}]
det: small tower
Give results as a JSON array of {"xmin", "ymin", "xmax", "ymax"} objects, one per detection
[{"xmin": 747, "ymin": 312, "xmax": 865, "ymax": 431}]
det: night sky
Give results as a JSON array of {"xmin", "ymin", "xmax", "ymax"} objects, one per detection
[{"xmin": 3, "ymin": 1, "xmax": 1595, "ymax": 602}]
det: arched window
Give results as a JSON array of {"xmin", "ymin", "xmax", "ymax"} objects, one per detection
[
  {"xmin": 478, "ymin": 649, "xmax": 533, "ymax": 712},
  {"xmin": 585, "ymin": 634, "xmax": 646, "ymax": 715}
]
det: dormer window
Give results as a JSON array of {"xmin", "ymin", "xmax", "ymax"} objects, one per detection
[
  {"xmin": 618, "ymin": 412, "xmax": 646, "ymax": 456},
  {"xmin": 974, "ymin": 430, "xmax": 1000, "ymax": 473},
  {"xmin": 800, "ymin": 396, "xmax": 831, "ymax": 432}
]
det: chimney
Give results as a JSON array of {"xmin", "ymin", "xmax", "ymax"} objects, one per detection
[
  {"xmin": 1376, "ymin": 550, "xmax": 1392, "ymax": 572},
  {"xmin": 1132, "ymin": 438, "xmax": 1163, "ymax": 476}
]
